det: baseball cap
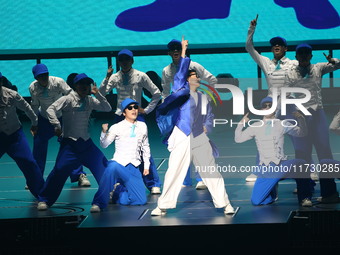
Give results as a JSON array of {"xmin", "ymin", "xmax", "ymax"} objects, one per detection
[
  {"xmin": 32, "ymin": 64, "xmax": 49, "ymax": 79},
  {"xmin": 167, "ymin": 39, "xmax": 182, "ymax": 50},
  {"xmin": 260, "ymin": 96, "xmax": 273, "ymax": 107},
  {"xmin": 296, "ymin": 44, "xmax": 312, "ymax": 54},
  {"xmin": 73, "ymin": 73, "xmax": 94, "ymax": 84},
  {"xmin": 118, "ymin": 49, "xmax": 133, "ymax": 59},
  {"xmin": 121, "ymin": 98, "xmax": 139, "ymax": 111},
  {"xmin": 269, "ymin": 37, "xmax": 287, "ymax": 47}
]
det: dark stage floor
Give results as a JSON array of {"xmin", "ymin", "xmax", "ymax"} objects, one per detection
[{"xmin": 1, "ymin": 117, "xmax": 340, "ymax": 253}]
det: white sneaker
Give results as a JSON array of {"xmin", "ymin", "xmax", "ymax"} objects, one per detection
[
  {"xmin": 151, "ymin": 187, "xmax": 161, "ymax": 194},
  {"xmin": 224, "ymin": 204, "xmax": 235, "ymax": 215},
  {"xmin": 245, "ymin": 173, "xmax": 257, "ymax": 182},
  {"xmin": 310, "ymin": 172, "xmax": 319, "ymax": 181},
  {"xmin": 90, "ymin": 204, "xmax": 101, "ymax": 213},
  {"xmin": 195, "ymin": 181, "xmax": 207, "ymax": 190},
  {"xmin": 78, "ymin": 174, "xmax": 91, "ymax": 187},
  {"xmin": 301, "ymin": 198, "xmax": 313, "ymax": 207},
  {"xmin": 37, "ymin": 202, "xmax": 48, "ymax": 211},
  {"xmin": 151, "ymin": 207, "xmax": 166, "ymax": 216}
]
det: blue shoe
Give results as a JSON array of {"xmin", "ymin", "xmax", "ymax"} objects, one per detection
[{"xmin": 115, "ymin": 0, "xmax": 232, "ymax": 32}]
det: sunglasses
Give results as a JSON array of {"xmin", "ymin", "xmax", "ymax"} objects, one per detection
[
  {"xmin": 126, "ymin": 104, "xmax": 139, "ymax": 110},
  {"xmin": 262, "ymin": 103, "xmax": 272, "ymax": 108}
]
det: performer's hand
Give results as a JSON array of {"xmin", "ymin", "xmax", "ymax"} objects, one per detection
[
  {"xmin": 30, "ymin": 125, "xmax": 38, "ymax": 136},
  {"xmin": 106, "ymin": 65, "xmax": 114, "ymax": 79},
  {"xmin": 91, "ymin": 82, "xmax": 99, "ymax": 95},
  {"xmin": 203, "ymin": 126, "xmax": 208, "ymax": 133},
  {"xmin": 250, "ymin": 14, "xmax": 258, "ymax": 27},
  {"xmin": 323, "ymin": 52, "xmax": 336, "ymax": 65},
  {"xmin": 143, "ymin": 169, "xmax": 149, "ymax": 176},
  {"xmin": 102, "ymin": 123, "xmax": 109, "ymax": 133},
  {"xmin": 54, "ymin": 128, "xmax": 62, "ymax": 137},
  {"xmin": 181, "ymin": 35, "xmax": 188, "ymax": 58},
  {"xmin": 138, "ymin": 107, "xmax": 146, "ymax": 115},
  {"xmin": 241, "ymin": 112, "xmax": 250, "ymax": 123}
]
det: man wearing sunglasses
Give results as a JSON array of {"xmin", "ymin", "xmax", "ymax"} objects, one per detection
[
  {"xmin": 99, "ymin": 49, "xmax": 162, "ymax": 195},
  {"xmin": 235, "ymin": 97, "xmax": 313, "ymax": 206},
  {"xmin": 91, "ymin": 98, "xmax": 151, "ymax": 212}
]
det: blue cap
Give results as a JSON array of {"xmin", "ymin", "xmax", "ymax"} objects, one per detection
[
  {"xmin": 32, "ymin": 64, "xmax": 49, "ymax": 79},
  {"xmin": 270, "ymin": 36, "xmax": 287, "ymax": 47},
  {"xmin": 296, "ymin": 44, "xmax": 312, "ymax": 54},
  {"xmin": 121, "ymin": 98, "xmax": 139, "ymax": 111},
  {"xmin": 167, "ymin": 39, "xmax": 182, "ymax": 50},
  {"xmin": 73, "ymin": 73, "xmax": 94, "ymax": 84},
  {"xmin": 260, "ymin": 96, "xmax": 273, "ymax": 106},
  {"xmin": 118, "ymin": 49, "xmax": 133, "ymax": 58}
]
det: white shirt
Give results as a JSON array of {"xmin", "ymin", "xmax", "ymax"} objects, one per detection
[
  {"xmin": 0, "ymin": 86, "xmax": 38, "ymax": 135},
  {"xmin": 99, "ymin": 68, "xmax": 161, "ymax": 115},
  {"xmin": 284, "ymin": 59, "xmax": 340, "ymax": 110},
  {"xmin": 161, "ymin": 61, "xmax": 217, "ymax": 99},
  {"xmin": 100, "ymin": 119, "xmax": 151, "ymax": 169},
  {"xmin": 246, "ymin": 25, "xmax": 298, "ymax": 96},
  {"xmin": 235, "ymin": 118, "xmax": 306, "ymax": 166},
  {"xmin": 29, "ymin": 76, "xmax": 72, "ymax": 119},
  {"xmin": 46, "ymin": 91, "xmax": 112, "ymax": 141}
]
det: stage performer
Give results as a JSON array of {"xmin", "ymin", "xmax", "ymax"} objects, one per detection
[
  {"xmin": 235, "ymin": 97, "xmax": 313, "ymax": 206},
  {"xmin": 37, "ymin": 73, "xmax": 111, "ymax": 210},
  {"xmin": 99, "ymin": 49, "xmax": 162, "ymax": 195},
  {"xmin": 151, "ymin": 37, "xmax": 235, "ymax": 216},
  {"xmin": 0, "ymin": 72, "xmax": 44, "ymax": 198},
  {"xmin": 90, "ymin": 98, "xmax": 151, "ymax": 212},
  {"xmin": 29, "ymin": 64, "xmax": 90, "ymax": 187},
  {"xmin": 284, "ymin": 44, "xmax": 340, "ymax": 204}
]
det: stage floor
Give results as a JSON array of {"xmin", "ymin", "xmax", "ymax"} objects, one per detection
[{"xmin": 1, "ymin": 117, "xmax": 340, "ymax": 252}]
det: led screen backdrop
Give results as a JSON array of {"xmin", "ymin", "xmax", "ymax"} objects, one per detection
[{"xmin": 0, "ymin": 0, "xmax": 339, "ymax": 96}]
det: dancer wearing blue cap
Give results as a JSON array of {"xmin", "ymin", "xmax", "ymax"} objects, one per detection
[
  {"xmin": 0, "ymin": 72, "xmax": 44, "ymax": 198},
  {"xmin": 37, "ymin": 73, "xmax": 112, "ymax": 210},
  {"xmin": 284, "ymin": 44, "xmax": 340, "ymax": 204},
  {"xmin": 245, "ymin": 16, "xmax": 300, "ymax": 183},
  {"xmin": 29, "ymin": 64, "xmax": 90, "ymax": 187},
  {"xmin": 91, "ymin": 98, "xmax": 151, "ymax": 212},
  {"xmin": 151, "ymin": 37, "xmax": 234, "ymax": 216},
  {"xmin": 162, "ymin": 39, "xmax": 218, "ymax": 189},
  {"xmin": 99, "ymin": 49, "xmax": 162, "ymax": 195},
  {"xmin": 235, "ymin": 97, "xmax": 313, "ymax": 206}
]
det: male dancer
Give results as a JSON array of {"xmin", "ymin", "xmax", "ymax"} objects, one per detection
[
  {"xmin": 99, "ymin": 49, "xmax": 162, "ymax": 194},
  {"xmin": 37, "ymin": 73, "xmax": 112, "ymax": 210},
  {"xmin": 162, "ymin": 38, "xmax": 218, "ymax": 189},
  {"xmin": 245, "ymin": 16, "xmax": 299, "ymax": 182},
  {"xmin": 29, "ymin": 64, "xmax": 90, "ymax": 186},
  {"xmin": 151, "ymin": 37, "xmax": 234, "ymax": 216},
  {"xmin": 235, "ymin": 97, "xmax": 312, "ymax": 206},
  {"xmin": 0, "ymin": 72, "xmax": 44, "ymax": 198},
  {"xmin": 285, "ymin": 44, "xmax": 340, "ymax": 203},
  {"xmin": 91, "ymin": 98, "xmax": 151, "ymax": 212}
]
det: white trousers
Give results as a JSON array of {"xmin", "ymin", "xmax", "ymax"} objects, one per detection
[{"xmin": 157, "ymin": 127, "xmax": 231, "ymax": 209}]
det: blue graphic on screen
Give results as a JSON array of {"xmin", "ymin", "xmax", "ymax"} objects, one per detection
[{"xmin": 116, "ymin": 0, "xmax": 340, "ymax": 32}]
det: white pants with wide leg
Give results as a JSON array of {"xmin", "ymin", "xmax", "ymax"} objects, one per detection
[{"xmin": 157, "ymin": 126, "xmax": 231, "ymax": 209}]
